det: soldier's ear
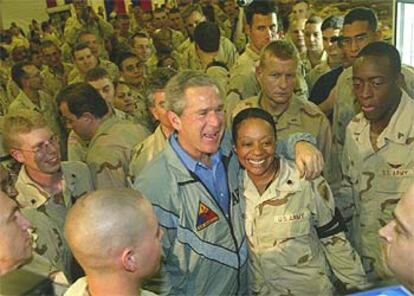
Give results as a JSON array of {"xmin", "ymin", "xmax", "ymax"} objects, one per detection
[
  {"xmin": 167, "ymin": 110, "xmax": 181, "ymax": 131},
  {"xmin": 9, "ymin": 148, "xmax": 25, "ymax": 164},
  {"xmin": 121, "ymin": 248, "xmax": 138, "ymax": 272}
]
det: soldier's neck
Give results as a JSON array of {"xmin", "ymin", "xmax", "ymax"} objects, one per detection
[
  {"xmin": 307, "ymin": 49, "xmax": 324, "ymax": 68},
  {"xmin": 260, "ymin": 95, "xmax": 290, "ymax": 117},
  {"xmin": 23, "ymin": 88, "xmax": 40, "ymax": 105},
  {"xmin": 25, "ymin": 166, "xmax": 63, "ymax": 195},
  {"xmin": 87, "ymin": 273, "xmax": 142, "ymax": 296}
]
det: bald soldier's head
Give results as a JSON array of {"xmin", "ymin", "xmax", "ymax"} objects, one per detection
[
  {"xmin": 379, "ymin": 184, "xmax": 414, "ymax": 292},
  {"xmin": 65, "ymin": 188, "xmax": 162, "ymax": 290}
]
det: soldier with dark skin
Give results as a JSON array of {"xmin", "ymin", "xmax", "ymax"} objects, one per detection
[{"xmin": 340, "ymin": 42, "xmax": 414, "ymax": 282}]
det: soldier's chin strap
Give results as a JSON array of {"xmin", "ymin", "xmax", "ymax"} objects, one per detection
[{"xmin": 316, "ymin": 208, "xmax": 347, "ymax": 239}]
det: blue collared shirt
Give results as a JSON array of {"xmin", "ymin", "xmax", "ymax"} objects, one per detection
[{"xmin": 170, "ymin": 134, "xmax": 229, "ymax": 215}]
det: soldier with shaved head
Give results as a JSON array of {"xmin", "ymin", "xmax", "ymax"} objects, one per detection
[{"xmin": 64, "ymin": 188, "xmax": 162, "ymax": 296}]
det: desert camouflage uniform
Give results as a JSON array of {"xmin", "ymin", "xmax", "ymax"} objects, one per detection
[
  {"xmin": 66, "ymin": 107, "xmax": 132, "ymax": 162},
  {"xmin": 16, "ymin": 162, "xmax": 94, "ymax": 281},
  {"xmin": 6, "ymin": 78, "xmax": 20, "ymax": 102},
  {"xmin": 41, "ymin": 63, "xmax": 73, "ymax": 97},
  {"xmin": 242, "ymin": 157, "xmax": 368, "ymax": 295},
  {"xmin": 331, "ymin": 65, "xmax": 414, "ymax": 205},
  {"xmin": 7, "ymin": 90, "xmax": 63, "ymax": 142},
  {"xmin": 171, "ymin": 29, "xmax": 187, "ymax": 50},
  {"xmin": 339, "ymin": 90, "xmax": 414, "ymax": 281},
  {"xmin": 181, "ymin": 36, "xmax": 239, "ymax": 71},
  {"xmin": 127, "ymin": 84, "xmax": 154, "ymax": 131},
  {"xmin": 86, "ymin": 115, "xmax": 150, "ymax": 188},
  {"xmin": 129, "ymin": 125, "xmax": 167, "ymax": 181},
  {"xmin": 231, "ymin": 94, "xmax": 332, "ymax": 169},
  {"xmin": 302, "ymin": 50, "xmax": 328, "ymax": 76}
]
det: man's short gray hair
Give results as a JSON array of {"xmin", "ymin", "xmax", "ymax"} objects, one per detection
[{"xmin": 165, "ymin": 70, "xmax": 221, "ymax": 116}]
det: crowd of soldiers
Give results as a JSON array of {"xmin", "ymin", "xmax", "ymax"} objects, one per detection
[{"xmin": 0, "ymin": 0, "xmax": 414, "ymax": 295}]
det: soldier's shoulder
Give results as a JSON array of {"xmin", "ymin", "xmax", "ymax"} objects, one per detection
[
  {"xmin": 296, "ymin": 98, "xmax": 326, "ymax": 119},
  {"xmin": 232, "ymin": 96, "xmax": 259, "ymax": 116}
]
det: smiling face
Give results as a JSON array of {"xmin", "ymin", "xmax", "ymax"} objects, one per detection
[
  {"xmin": 168, "ymin": 85, "xmax": 224, "ymax": 163},
  {"xmin": 234, "ymin": 117, "xmax": 276, "ymax": 181},
  {"xmin": 10, "ymin": 128, "xmax": 61, "ymax": 178},
  {"xmin": 0, "ymin": 191, "xmax": 33, "ymax": 275}
]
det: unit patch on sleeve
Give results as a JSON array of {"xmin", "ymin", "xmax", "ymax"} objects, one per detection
[{"xmin": 196, "ymin": 201, "xmax": 219, "ymax": 231}]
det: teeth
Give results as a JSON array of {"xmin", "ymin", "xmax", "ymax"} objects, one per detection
[{"xmin": 248, "ymin": 159, "xmax": 265, "ymax": 165}]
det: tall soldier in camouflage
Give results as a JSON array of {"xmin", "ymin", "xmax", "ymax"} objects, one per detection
[
  {"xmin": 2, "ymin": 110, "xmax": 94, "ymax": 284},
  {"xmin": 40, "ymin": 41, "xmax": 74, "ymax": 98},
  {"xmin": 63, "ymin": 0, "xmax": 113, "ymax": 50},
  {"xmin": 117, "ymin": 52, "xmax": 154, "ymax": 131},
  {"xmin": 129, "ymin": 68, "xmax": 176, "ymax": 181},
  {"xmin": 8, "ymin": 61, "xmax": 64, "ymax": 149},
  {"xmin": 330, "ymin": 8, "xmax": 414, "ymax": 200},
  {"xmin": 339, "ymin": 42, "xmax": 414, "ymax": 282},
  {"xmin": 57, "ymin": 83, "xmax": 149, "ymax": 189},
  {"xmin": 182, "ymin": 21, "xmax": 232, "ymax": 93},
  {"xmin": 66, "ymin": 68, "xmax": 134, "ymax": 162},
  {"xmin": 226, "ymin": 1, "xmax": 308, "ymax": 117},
  {"xmin": 231, "ymin": 40, "xmax": 332, "ymax": 184},
  {"xmin": 305, "ymin": 15, "xmax": 344, "ymax": 91},
  {"xmin": 232, "ymin": 107, "xmax": 368, "ymax": 295}
]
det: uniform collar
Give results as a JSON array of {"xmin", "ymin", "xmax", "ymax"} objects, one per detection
[
  {"xmin": 14, "ymin": 163, "xmax": 76, "ymax": 208},
  {"xmin": 353, "ymin": 90, "xmax": 413, "ymax": 147}
]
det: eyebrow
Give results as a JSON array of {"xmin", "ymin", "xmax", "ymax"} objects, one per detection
[{"xmin": 393, "ymin": 212, "xmax": 412, "ymax": 236}]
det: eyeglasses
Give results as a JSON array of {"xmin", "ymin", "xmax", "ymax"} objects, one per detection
[{"xmin": 16, "ymin": 134, "xmax": 59, "ymax": 156}]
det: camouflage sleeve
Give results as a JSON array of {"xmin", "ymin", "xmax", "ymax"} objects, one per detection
[
  {"xmin": 338, "ymin": 127, "xmax": 357, "ymax": 237},
  {"xmin": 316, "ymin": 114, "xmax": 332, "ymax": 166},
  {"xmin": 67, "ymin": 132, "xmax": 88, "ymax": 162},
  {"xmin": 222, "ymin": 37, "xmax": 239, "ymax": 69},
  {"xmin": 97, "ymin": 17, "xmax": 114, "ymax": 39},
  {"xmin": 311, "ymin": 177, "xmax": 368, "ymax": 290},
  {"xmin": 128, "ymin": 143, "xmax": 145, "ymax": 184},
  {"xmin": 87, "ymin": 154, "xmax": 128, "ymax": 189}
]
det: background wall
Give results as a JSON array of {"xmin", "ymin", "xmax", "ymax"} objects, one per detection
[{"xmin": 0, "ymin": 0, "xmax": 49, "ymax": 32}]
